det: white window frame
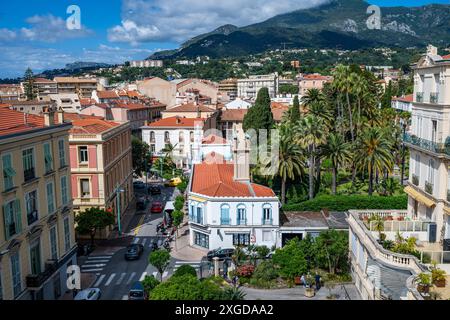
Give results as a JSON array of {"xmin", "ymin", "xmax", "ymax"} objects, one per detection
[
  {"xmin": 61, "ymin": 176, "xmax": 68, "ymax": 206},
  {"xmin": 46, "ymin": 182, "xmax": 55, "ymax": 214},
  {"xmin": 78, "ymin": 146, "xmax": 89, "ymax": 164},
  {"xmin": 49, "ymin": 225, "xmax": 58, "ymax": 260}
]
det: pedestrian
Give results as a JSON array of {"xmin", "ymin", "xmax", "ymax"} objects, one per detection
[
  {"xmin": 315, "ymin": 273, "xmax": 321, "ymax": 290},
  {"xmin": 300, "ymin": 274, "xmax": 306, "ymax": 288}
]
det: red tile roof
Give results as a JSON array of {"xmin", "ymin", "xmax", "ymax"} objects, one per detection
[
  {"xmin": 148, "ymin": 116, "xmax": 204, "ymax": 128},
  {"xmin": 97, "ymin": 91, "xmax": 119, "ymax": 99},
  {"xmin": 69, "ymin": 118, "xmax": 120, "ymax": 135},
  {"xmin": 220, "ymin": 109, "xmax": 248, "ymax": 122},
  {"xmin": 392, "ymin": 94, "xmax": 413, "ymax": 103},
  {"xmin": 191, "ymin": 162, "xmax": 275, "ymax": 198},
  {"xmin": 166, "ymin": 103, "xmax": 216, "ymax": 113},
  {"xmin": 0, "ymin": 108, "xmax": 46, "ymax": 136},
  {"xmin": 64, "ymin": 113, "xmax": 104, "ymax": 121},
  {"xmin": 112, "ymin": 102, "xmax": 150, "ymax": 111},
  {"xmin": 80, "ymin": 98, "xmax": 96, "ymax": 106},
  {"xmin": 301, "ymin": 74, "xmax": 332, "ymax": 81},
  {"xmin": 441, "ymin": 54, "xmax": 450, "ymax": 60}
]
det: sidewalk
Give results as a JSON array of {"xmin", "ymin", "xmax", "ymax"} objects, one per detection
[{"xmin": 170, "ymin": 218, "xmax": 208, "ymax": 261}]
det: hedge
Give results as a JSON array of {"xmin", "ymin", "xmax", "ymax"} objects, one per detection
[{"xmin": 282, "ymin": 194, "xmax": 408, "ymax": 212}]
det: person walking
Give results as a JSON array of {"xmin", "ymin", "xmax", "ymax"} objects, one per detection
[
  {"xmin": 315, "ymin": 273, "xmax": 321, "ymax": 291},
  {"xmin": 300, "ymin": 274, "xmax": 306, "ymax": 288}
]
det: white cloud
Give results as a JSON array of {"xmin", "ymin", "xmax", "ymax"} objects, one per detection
[
  {"xmin": 0, "ymin": 29, "xmax": 17, "ymax": 42},
  {"xmin": 108, "ymin": 0, "xmax": 329, "ymax": 44}
]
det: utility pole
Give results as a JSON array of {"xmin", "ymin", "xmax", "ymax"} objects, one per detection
[{"xmin": 115, "ymin": 184, "xmax": 125, "ymax": 236}]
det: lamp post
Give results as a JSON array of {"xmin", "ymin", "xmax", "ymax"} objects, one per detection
[{"xmin": 115, "ymin": 185, "xmax": 125, "ymax": 236}]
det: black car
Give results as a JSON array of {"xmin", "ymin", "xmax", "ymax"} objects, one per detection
[
  {"xmin": 136, "ymin": 198, "xmax": 146, "ymax": 211},
  {"xmin": 207, "ymin": 248, "xmax": 234, "ymax": 261},
  {"xmin": 133, "ymin": 181, "xmax": 145, "ymax": 190},
  {"xmin": 149, "ymin": 185, "xmax": 162, "ymax": 195},
  {"xmin": 124, "ymin": 244, "xmax": 144, "ymax": 260}
]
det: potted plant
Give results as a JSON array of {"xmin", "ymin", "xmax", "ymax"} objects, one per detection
[
  {"xmin": 416, "ymin": 273, "xmax": 432, "ymax": 294},
  {"xmin": 304, "ymin": 287, "xmax": 315, "ymax": 298},
  {"xmin": 432, "ymin": 268, "xmax": 446, "ymax": 288}
]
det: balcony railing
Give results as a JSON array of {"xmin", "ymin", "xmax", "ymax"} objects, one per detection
[
  {"xmin": 23, "ymin": 168, "xmax": 36, "ymax": 182},
  {"xmin": 403, "ymin": 132, "xmax": 450, "ymax": 156},
  {"xmin": 26, "ymin": 260, "xmax": 58, "ymax": 288},
  {"xmin": 430, "ymin": 92, "xmax": 439, "ymax": 104},
  {"xmin": 416, "ymin": 92, "xmax": 424, "ymax": 103},
  {"xmin": 220, "ymin": 218, "xmax": 231, "ymax": 225},
  {"xmin": 237, "ymin": 218, "xmax": 247, "ymax": 225},
  {"xmin": 412, "ymin": 174, "xmax": 419, "ymax": 186},
  {"xmin": 262, "ymin": 218, "xmax": 273, "ymax": 225},
  {"xmin": 425, "ymin": 181, "xmax": 433, "ymax": 195}
]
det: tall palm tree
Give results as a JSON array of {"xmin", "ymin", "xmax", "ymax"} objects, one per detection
[
  {"xmin": 333, "ymin": 65, "xmax": 355, "ymax": 142},
  {"xmin": 354, "ymin": 127, "xmax": 394, "ymax": 196},
  {"xmin": 301, "ymin": 88, "xmax": 325, "ymax": 109},
  {"xmin": 296, "ymin": 115, "xmax": 327, "ymax": 200},
  {"xmin": 322, "ymin": 133, "xmax": 352, "ymax": 195}
]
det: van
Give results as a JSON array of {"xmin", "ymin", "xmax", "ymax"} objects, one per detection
[
  {"xmin": 163, "ymin": 201, "xmax": 175, "ymax": 227},
  {"xmin": 128, "ymin": 281, "xmax": 146, "ymax": 300}
]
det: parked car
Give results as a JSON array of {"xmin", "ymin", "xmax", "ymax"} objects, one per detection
[
  {"xmin": 165, "ymin": 177, "xmax": 182, "ymax": 187},
  {"xmin": 207, "ymin": 248, "xmax": 235, "ymax": 261},
  {"xmin": 128, "ymin": 282, "xmax": 147, "ymax": 300},
  {"xmin": 136, "ymin": 197, "xmax": 146, "ymax": 211},
  {"xmin": 149, "ymin": 185, "xmax": 162, "ymax": 195},
  {"xmin": 74, "ymin": 288, "xmax": 102, "ymax": 300},
  {"xmin": 133, "ymin": 181, "xmax": 145, "ymax": 190},
  {"xmin": 125, "ymin": 244, "xmax": 144, "ymax": 260},
  {"xmin": 150, "ymin": 201, "xmax": 163, "ymax": 214}
]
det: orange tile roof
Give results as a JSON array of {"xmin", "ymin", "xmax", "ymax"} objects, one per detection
[
  {"xmin": 148, "ymin": 116, "xmax": 204, "ymax": 128},
  {"xmin": 97, "ymin": 90, "xmax": 119, "ymax": 99},
  {"xmin": 441, "ymin": 54, "xmax": 450, "ymax": 60},
  {"xmin": 112, "ymin": 102, "xmax": 150, "ymax": 111},
  {"xmin": 70, "ymin": 118, "xmax": 120, "ymax": 135},
  {"xmin": 0, "ymin": 108, "xmax": 46, "ymax": 136},
  {"xmin": 392, "ymin": 94, "xmax": 413, "ymax": 103},
  {"xmin": 166, "ymin": 103, "xmax": 216, "ymax": 113},
  {"xmin": 301, "ymin": 74, "xmax": 332, "ymax": 81},
  {"xmin": 220, "ymin": 109, "xmax": 248, "ymax": 122},
  {"xmin": 191, "ymin": 162, "xmax": 275, "ymax": 198},
  {"xmin": 64, "ymin": 113, "xmax": 104, "ymax": 121},
  {"xmin": 80, "ymin": 98, "xmax": 96, "ymax": 106}
]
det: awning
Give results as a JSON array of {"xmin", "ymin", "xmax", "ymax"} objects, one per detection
[
  {"xmin": 404, "ymin": 186, "xmax": 436, "ymax": 208},
  {"xmin": 443, "ymin": 206, "xmax": 450, "ymax": 215},
  {"xmin": 190, "ymin": 195, "xmax": 207, "ymax": 203}
]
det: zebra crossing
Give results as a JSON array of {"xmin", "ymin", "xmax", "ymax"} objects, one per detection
[
  {"xmin": 81, "ymin": 255, "xmax": 113, "ymax": 273},
  {"xmin": 93, "ymin": 271, "xmax": 159, "ymax": 288}
]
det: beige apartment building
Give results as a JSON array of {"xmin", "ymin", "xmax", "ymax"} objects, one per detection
[
  {"xmin": 0, "ymin": 108, "xmax": 76, "ymax": 300},
  {"xmin": 298, "ymin": 73, "xmax": 333, "ymax": 95},
  {"xmin": 237, "ymin": 73, "xmax": 279, "ymax": 99},
  {"xmin": 54, "ymin": 77, "xmax": 98, "ymax": 98}
]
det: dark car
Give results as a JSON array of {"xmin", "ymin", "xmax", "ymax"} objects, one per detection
[
  {"xmin": 136, "ymin": 198, "xmax": 146, "ymax": 211},
  {"xmin": 133, "ymin": 181, "xmax": 145, "ymax": 190},
  {"xmin": 207, "ymin": 248, "xmax": 235, "ymax": 261},
  {"xmin": 128, "ymin": 282, "xmax": 147, "ymax": 300},
  {"xmin": 149, "ymin": 185, "xmax": 162, "ymax": 195},
  {"xmin": 150, "ymin": 201, "xmax": 163, "ymax": 214},
  {"xmin": 124, "ymin": 244, "xmax": 144, "ymax": 260}
]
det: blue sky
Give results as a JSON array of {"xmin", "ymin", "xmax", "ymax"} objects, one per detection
[{"xmin": 0, "ymin": 0, "xmax": 448, "ymax": 78}]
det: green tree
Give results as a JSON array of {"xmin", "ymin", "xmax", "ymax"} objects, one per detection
[
  {"xmin": 75, "ymin": 207, "xmax": 115, "ymax": 246},
  {"xmin": 23, "ymin": 68, "xmax": 36, "ymax": 101},
  {"xmin": 173, "ymin": 265, "xmax": 197, "ymax": 278},
  {"xmin": 171, "ymin": 210, "xmax": 184, "ymax": 236},
  {"xmin": 141, "ymin": 275, "xmax": 160, "ymax": 298},
  {"xmin": 243, "ymin": 87, "xmax": 274, "ymax": 132},
  {"xmin": 333, "ymin": 65, "xmax": 355, "ymax": 142},
  {"xmin": 131, "ymin": 136, "xmax": 150, "ymax": 176},
  {"xmin": 149, "ymin": 249, "xmax": 171, "ymax": 281},
  {"xmin": 150, "ymin": 275, "xmax": 223, "ymax": 300},
  {"xmin": 322, "ymin": 133, "xmax": 352, "ymax": 195},
  {"xmin": 290, "ymin": 95, "xmax": 301, "ymax": 123},
  {"xmin": 314, "ymin": 230, "xmax": 349, "ymax": 274},
  {"xmin": 272, "ymin": 238, "xmax": 308, "ymax": 281}
]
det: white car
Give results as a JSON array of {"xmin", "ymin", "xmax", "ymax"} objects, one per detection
[{"xmin": 74, "ymin": 288, "xmax": 102, "ymax": 300}]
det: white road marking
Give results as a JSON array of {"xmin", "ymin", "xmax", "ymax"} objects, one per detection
[
  {"xmin": 116, "ymin": 273, "xmax": 127, "ymax": 285},
  {"xmin": 82, "ymin": 264, "xmax": 106, "ymax": 268},
  {"xmin": 126, "ymin": 272, "xmax": 136, "ymax": 285},
  {"xmin": 139, "ymin": 272, "xmax": 148, "ymax": 281},
  {"xmin": 81, "ymin": 268, "xmax": 103, "ymax": 273},
  {"xmin": 85, "ymin": 260, "xmax": 109, "ymax": 264},
  {"xmin": 122, "ymin": 295, "xmax": 129, "ymax": 300},
  {"xmin": 105, "ymin": 274, "xmax": 116, "ymax": 286},
  {"xmin": 162, "ymin": 271, "xmax": 168, "ymax": 279},
  {"xmin": 152, "ymin": 272, "xmax": 158, "ymax": 278},
  {"xmin": 87, "ymin": 255, "xmax": 113, "ymax": 260},
  {"xmin": 94, "ymin": 274, "xmax": 106, "ymax": 287}
]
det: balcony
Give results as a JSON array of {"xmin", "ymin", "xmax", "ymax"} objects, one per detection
[
  {"xmin": 403, "ymin": 132, "xmax": 450, "ymax": 156},
  {"xmin": 412, "ymin": 174, "xmax": 419, "ymax": 186},
  {"xmin": 416, "ymin": 92, "xmax": 424, "ymax": 103},
  {"xmin": 425, "ymin": 181, "xmax": 433, "ymax": 195},
  {"xmin": 430, "ymin": 92, "xmax": 439, "ymax": 104},
  {"xmin": 262, "ymin": 218, "xmax": 273, "ymax": 225},
  {"xmin": 220, "ymin": 218, "xmax": 231, "ymax": 225},
  {"xmin": 23, "ymin": 168, "xmax": 36, "ymax": 182},
  {"xmin": 237, "ymin": 218, "xmax": 247, "ymax": 226},
  {"xmin": 26, "ymin": 260, "xmax": 57, "ymax": 289}
]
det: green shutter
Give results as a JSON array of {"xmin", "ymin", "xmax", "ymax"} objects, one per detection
[
  {"xmin": 14, "ymin": 200, "xmax": 22, "ymax": 233},
  {"xmin": 3, "ymin": 204, "xmax": 10, "ymax": 240}
]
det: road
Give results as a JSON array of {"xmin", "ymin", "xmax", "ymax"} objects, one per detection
[{"xmin": 79, "ymin": 182, "xmax": 205, "ymax": 300}]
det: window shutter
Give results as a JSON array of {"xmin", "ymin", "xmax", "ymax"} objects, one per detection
[
  {"xmin": 3, "ymin": 204, "xmax": 10, "ymax": 240},
  {"xmin": 14, "ymin": 200, "xmax": 22, "ymax": 233}
]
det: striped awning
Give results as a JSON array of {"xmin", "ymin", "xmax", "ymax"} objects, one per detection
[
  {"xmin": 443, "ymin": 206, "xmax": 450, "ymax": 215},
  {"xmin": 190, "ymin": 195, "xmax": 207, "ymax": 203},
  {"xmin": 404, "ymin": 186, "xmax": 436, "ymax": 208}
]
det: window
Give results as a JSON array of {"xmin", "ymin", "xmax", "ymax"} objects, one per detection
[
  {"xmin": 22, "ymin": 148, "xmax": 35, "ymax": 182},
  {"xmin": 2, "ymin": 154, "xmax": 16, "ymax": 191},
  {"xmin": 80, "ymin": 179, "xmax": 90, "ymax": 198},
  {"xmin": 431, "ymin": 120, "xmax": 437, "ymax": 143},
  {"xmin": 428, "ymin": 159, "xmax": 435, "ymax": 184},
  {"xmin": 25, "ymin": 190, "xmax": 38, "ymax": 225},
  {"xmin": 3, "ymin": 200, "xmax": 21, "ymax": 240},
  {"xmin": 61, "ymin": 176, "xmax": 68, "ymax": 206},
  {"xmin": 10, "ymin": 253, "xmax": 21, "ymax": 298},
  {"xmin": 194, "ymin": 231, "xmax": 209, "ymax": 249},
  {"xmin": 164, "ymin": 131, "xmax": 170, "ymax": 143},
  {"xmin": 150, "ymin": 131, "xmax": 155, "ymax": 143},
  {"xmin": 415, "ymin": 154, "xmax": 420, "ymax": 176},
  {"xmin": 46, "ymin": 182, "xmax": 55, "ymax": 214},
  {"xmin": 196, "ymin": 206, "xmax": 203, "ymax": 224},
  {"xmin": 179, "ymin": 131, "xmax": 184, "ymax": 143},
  {"xmin": 43, "ymin": 143, "xmax": 53, "ymax": 173},
  {"xmin": 30, "ymin": 241, "xmax": 41, "ymax": 275},
  {"xmin": 237, "ymin": 205, "xmax": 246, "ymax": 225},
  {"xmin": 220, "ymin": 204, "xmax": 230, "ymax": 225},
  {"xmin": 262, "ymin": 230, "xmax": 273, "ymax": 242},
  {"xmin": 58, "ymin": 139, "xmax": 66, "ymax": 168},
  {"xmin": 150, "ymin": 144, "xmax": 156, "ymax": 153},
  {"xmin": 262, "ymin": 204, "xmax": 272, "ymax": 225},
  {"xmin": 190, "ymin": 131, "xmax": 194, "ymax": 143},
  {"xmin": 64, "ymin": 217, "xmax": 71, "ymax": 252},
  {"xmin": 233, "ymin": 234, "xmax": 250, "ymax": 246},
  {"xmin": 49, "ymin": 226, "xmax": 58, "ymax": 260},
  {"xmin": 79, "ymin": 146, "xmax": 88, "ymax": 163}
]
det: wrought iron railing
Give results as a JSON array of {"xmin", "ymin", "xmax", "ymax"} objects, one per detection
[
  {"xmin": 425, "ymin": 181, "xmax": 433, "ymax": 195},
  {"xmin": 412, "ymin": 174, "xmax": 419, "ymax": 186},
  {"xmin": 416, "ymin": 92, "xmax": 423, "ymax": 103},
  {"xmin": 403, "ymin": 132, "xmax": 450, "ymax": 156},
  {"xmin": 430, "ymin": 92, "xmax": 439, "ymax": 104}
]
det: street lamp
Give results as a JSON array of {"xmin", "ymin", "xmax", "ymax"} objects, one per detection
[{"xmin": 115, "ymin": 185, "xmax": 125, "ymax": 236}]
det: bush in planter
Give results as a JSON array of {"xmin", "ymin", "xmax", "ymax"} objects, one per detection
[
  {"xmin": 416, "ymin": 273, "xmax": 432, "ymax": 293},
  {"xmin": 431, "ymin": 268, "xmax": 446, "ymax": 287}
]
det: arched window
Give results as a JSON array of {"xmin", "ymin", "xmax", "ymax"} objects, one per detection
[
  {"xmin": 179, "ymin": 131, "xmax": 184, "ymax": 143},
  {"xmin": 190, "ymin": 131, "xmax": 194, "ymax": 143},
  {"xmin": 196, "ymin": 203, "xmax": 204, "ymax": 224},
  {"xmin": 220, "ymin": 204, "xmax": 230, "ymax": 225},
  {"xmin": 237, "ymin": 204, "xmax": 246, "ymax": 225},
  {"xmin": 150, "ymin": 131, "xmax": 155, "ymax": 143},
  {"xmin": 262, "ymin": 203, "xmax": 272, "ymax": 225}
]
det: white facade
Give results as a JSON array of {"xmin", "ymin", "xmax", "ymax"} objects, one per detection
[
  {"xmin": 188, "ymin": 196, "xmax": 280, "ymax": 250},
  {"xmin": 48, "ymin": 93, "xmax": 82, "ymax": 113},
  {"xmin": 225, "ymin": 98, "xmax": 252, "ymax": 110},
  {"xmin": 237, "ymin": 73, "xmax": 279, "ymax": 99}
]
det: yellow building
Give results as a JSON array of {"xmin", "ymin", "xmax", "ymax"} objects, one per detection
[{"xmin": 0, "ymin": 108, "xmax": 77, "ymax": 300}]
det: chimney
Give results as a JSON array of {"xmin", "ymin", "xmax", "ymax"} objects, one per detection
[
  {"xmin": 233, "ymin": 129, "xmax": 250, "ymax": 183},
  {"xmin": 427, "ymin": 44, "xmax": 437, "ymax": 56},
  {"xmin": 56, "ymin": 108, "xmax": 64, "ymax": 124},
  {"xmin": 43, "ymin": 106, "xmax": 54, "ymax": 127}
]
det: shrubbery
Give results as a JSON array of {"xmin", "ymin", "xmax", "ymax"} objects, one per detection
[
  {"xmin": 283, "ymin": 194, "xmax": 407, "ymax": 212},
  {"xmin": 173, "ymin": 265, "xmax": 197, "ymax": 278}
]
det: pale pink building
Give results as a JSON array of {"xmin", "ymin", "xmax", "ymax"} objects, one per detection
[{"xmin": 298, "ymin": 74, "xmax": 333, "ymax": 95}]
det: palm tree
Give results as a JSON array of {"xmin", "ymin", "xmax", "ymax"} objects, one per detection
[
  {"xmin": 322, "ymin": 133, "xmax": 352, "ymax": 195},
  {"xmin": 301, "ymin": 88, "xmax": 325, "ymax": 112},
  {"xmin": 296, "ymin": 115, "xmax": 327, "ymax": 199},
  {"xmin": 333, "ymin": 65, "xmax": 355, "ymax": 142},
  {"xmin": 354, "ymin": 127, "xmax": 394, "ymax": 196}
]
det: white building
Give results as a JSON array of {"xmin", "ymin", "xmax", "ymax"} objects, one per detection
[
  {"xmin": 141, "ymin": 116, "xmax": 205, "ymax": 169},
  {"xmin": 48, "ymin": 93, "xmax": 82, "ymax": 113},
  {"xmin": 404, "ymin": 45, "xmax": 450, "ymax": 248},
  {"xmin": 188, "ymin": 133, "xmax": 280, "ymax": 250},
  {"xmin": 237, "ymin": 73, "xmax": 279, "ymax": 99},
  {"xmin": 224, "ymin": 98, "xmax": 252, "ymax": 110},
  {"xmin": 391, "ymin": 94, "xmax": 413, "ymax": 113}
]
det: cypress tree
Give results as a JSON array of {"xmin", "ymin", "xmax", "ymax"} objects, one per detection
[
  {"xmin": 243, "ymin": 87, "xmax": 274, "ymax": 132},
  {"xmin": 23, "ymin": 68, "xmax": 36, "ymax": 101},
  {"xmin": 291, "ymin": 95, "xmax": 301, "ymax": 122}
]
